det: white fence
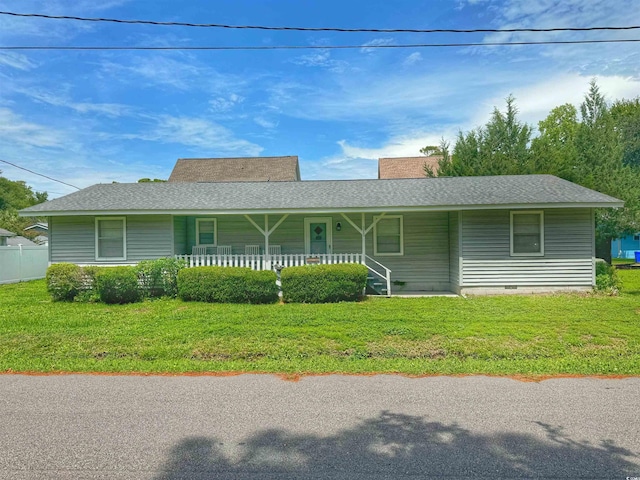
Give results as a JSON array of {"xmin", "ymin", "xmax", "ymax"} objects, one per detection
[{"xmin": 0, "ymin": 245, "xmax": 49, "ymax": 284}]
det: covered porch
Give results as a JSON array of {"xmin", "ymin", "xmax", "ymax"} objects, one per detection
[{"xmin": 172, "ymin": 212, "xmax": 411, "ymax": 296}]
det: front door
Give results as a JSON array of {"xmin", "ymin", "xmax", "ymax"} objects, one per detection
[{"xmin": 304, "ymin": 217, "xmax": 332, "ymax": 254}]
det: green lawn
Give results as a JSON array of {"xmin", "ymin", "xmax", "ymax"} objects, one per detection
[{"xmin": 0, "ymin": 273, "xmax": 639, "ymax": 376}]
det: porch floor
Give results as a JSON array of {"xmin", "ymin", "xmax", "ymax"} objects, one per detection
[{"xmin": 381, "ymin": 291, "xmax": 459, "ymax": 298}]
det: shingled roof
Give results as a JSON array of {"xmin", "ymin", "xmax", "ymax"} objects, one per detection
[
  {"xmin": 168, "ymin": 156, "xmax": 301, "ymax": 182},
  {"xmin": 21, "ymin": 175, "xmax": 623, "ymax": 216},
  {"xmin": 378, "ymin": 156, "xmax": 441, "ymax": 179}
]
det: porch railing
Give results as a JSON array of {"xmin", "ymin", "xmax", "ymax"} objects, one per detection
[{"xmin": 174, "ymin": 252, "xmax": 391, "ymax": 295}]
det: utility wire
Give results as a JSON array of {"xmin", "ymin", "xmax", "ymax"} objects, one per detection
[
  {"xmin": 1, "ymin": 39, "xmax": 639, "ymax": 51},
  {"xmin": 1, "ymin": 11, "xmax": 639, "ymax": 34},
  {"xmin": 0, "ymin": 159, "xmax": 81, "ymax": 190}
]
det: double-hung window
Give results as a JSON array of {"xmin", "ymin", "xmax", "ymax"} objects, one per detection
[
  {"xmin": 196, "ymin": 218, "xmax": 217, "ymax": 246},
  {"xmin": 510, "ymin": 211, "xmax": 544, "ymax": 256},
  {"xmin": 95, "ymin": 217, "xmax": 126, "ymax": 260},
  {"xmin": 374, "ymin": 215, "xmax": 404, "ymax": 256}
]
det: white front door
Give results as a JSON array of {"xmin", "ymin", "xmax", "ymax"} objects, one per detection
[{"xmin": 304, "ymin": 217, "xmax": 332, "ymax": 254}]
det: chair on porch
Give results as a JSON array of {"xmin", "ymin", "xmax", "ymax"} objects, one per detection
[
  {"xmin": 245, "ymin": 245, "xmax": 261, "ymax": 255},
  {"xmin": 268, "ymin": 245, "xmax": 281, "ymax": 255},
  {"xmin": 216, "ymin": 245, "xmax": 232, "ymax": 255},
  {"xmin": 191, "ymin": 245, "xmax": 208, "ymax": 255}
]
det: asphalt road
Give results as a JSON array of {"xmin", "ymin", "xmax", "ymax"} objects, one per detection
[{"xmin": 0, "ymin": 374, "xmax": 638, "ymax": 479}]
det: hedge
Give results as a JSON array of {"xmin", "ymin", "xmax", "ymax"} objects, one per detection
[
  {"xmin": 280, "ymin": 263, "xmax": 368, "ymax": 303},
  {"xmin": 94, "ymin": 266, "xmax": 141, "ymax": 304},
  {"xmin": 178, "ymin": 266, "xmax": 278, "ymax": 304},
  {"xmin": 46, "ymin": 263, "xmax": 83, "ymax": 301},
  {"xmin": 136, "ymin": 257, "xmax": 186, "ymax": 298}
]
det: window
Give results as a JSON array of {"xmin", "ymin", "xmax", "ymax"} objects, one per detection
[
  {"xmin": 374, "ymin": 215, "xmax": 403, "ymax": 256},
  {"xmin": 510, "ymin": 211, "xmax": 544, "ymax": 256},
  {"xmin": 196, "ymin": 218, "xmax": 217, "ymax": 245},
  {"xmin": 95, "ymin": 217, "xmax": 126, "ymax": 260},
  {"xmin": 634, "ymin": 234, "xmax": 640, "ymax": 241}
]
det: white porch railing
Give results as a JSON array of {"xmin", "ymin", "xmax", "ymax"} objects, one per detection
[{"xmin": 175, "ymin": 252, "xmax": 392, "ymax": 295}]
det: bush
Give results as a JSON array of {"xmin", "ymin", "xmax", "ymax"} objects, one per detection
[
  {"xmin": 46, "ymin": 263, "xmax": 83, "ymax": 301},
  {"xmin": 178, "ymin": 267, "xmax": 278, "ymax": 304},
  {"xmin": 281, "ymin": 263, "xmax": 368, "ymax": 303},
  {"xmin": 595, "ymin": 260, "xmax": 621, "ymax": 295},
  {"xmin": 95, "ymin": 266, "xmax": 141, "ymax": 304},
  {"xmin": 136, "ymin": 257, "xmax": 186, "ymax": 298}
]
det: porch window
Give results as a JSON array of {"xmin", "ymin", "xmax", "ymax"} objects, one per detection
[
  {"xmin": 95, "ymin": 217, "xmax": 126, "ymax": 260},
  {"xmin": 196, "ymin": 218, "xmax": 217, "ymax": 246},
  {"xmin": 510, "ymin": 211, "xmax": 544, "ymax": 256},
  {"xmin": 374, "ymin": 215, "xmax": 403, "ymax": 256}
]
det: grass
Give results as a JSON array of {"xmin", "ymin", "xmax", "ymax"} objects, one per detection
[{"xmin": 0, "ymin": 274, "xmax": 639, "ymax": 376}]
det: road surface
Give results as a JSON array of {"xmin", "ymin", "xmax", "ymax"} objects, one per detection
[{"xmin": 0, "ymin": 374, "xmax": 638, "ymax": 479}]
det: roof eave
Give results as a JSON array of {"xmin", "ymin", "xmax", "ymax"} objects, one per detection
[{"xmin": 19, "ymin": 201, "xmax": 624, "ymax": 217}]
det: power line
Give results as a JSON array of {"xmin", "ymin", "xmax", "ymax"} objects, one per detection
[
  {"xmin": 0, "ymin": 159, "xmax": 81, "ymax": 190},
  {"xmin": 1, "ymin": 39, "xmax": 638, "ymax": 51},
  {"xmin": 1, "ymin": 11, "xmax": 639, "ymax": 34}
]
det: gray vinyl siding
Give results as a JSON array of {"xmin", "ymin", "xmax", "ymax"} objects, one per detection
[
  {"xmin": 461, "ymin": 208, "xmax": 594, "ymax": 287},
  {"xmin": 50, "ymin": 215, "xmax": 173, "ymax": 264},
  {"xmin": 449, "ymin": 212, "xmax": 460, "ymax": 291},
  {"xmin": 50, "ymin": 216, "xmax": 95, "ymax": 264},
  {"xmin": 126, "ymin": 215, "xmax": 173, "ymax": 261}
]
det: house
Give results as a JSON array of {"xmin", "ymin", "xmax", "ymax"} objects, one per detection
[
  {"xmin": 24, "ymin": 222, "xmax": 48, "ymax": 235},
  {"xmin": 0, "ymin": 228, "xmax": 15, "ymax": 247},
  {"xmin": 0, "ymin": 228, "xmax": 37, "ymax": 247},
  {"xmin": 611, "ymin": 233, "xmax": 640, "ymax": 260},
  {"xmin": 168, "ymin": 156, "xmax": 301, "ymax": 182},
  {"xmin": 19, "ymin": 173, "xmax": 622, "ymax": 295},
  {"xmin": 378, "ymin": 156, "xmax": 441, "ymax": 179}
]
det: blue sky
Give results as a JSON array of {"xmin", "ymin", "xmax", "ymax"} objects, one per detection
[{"xmin": 0, "ymin": 0, "xmax": 639, "ymax": 198}]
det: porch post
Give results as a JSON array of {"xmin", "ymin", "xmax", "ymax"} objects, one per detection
[
  {"xmin": 264, "ymin": 214, "xmax": 270, "ymax": 270},
  {"xmin": 361, "ymin": 213, "xmax": 366, "ymax": 263}
]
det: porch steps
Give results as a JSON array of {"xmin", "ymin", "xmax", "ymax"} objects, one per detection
[{"xmin": 366, "ymin": 274, "xmax": 388, "ymax": 296}]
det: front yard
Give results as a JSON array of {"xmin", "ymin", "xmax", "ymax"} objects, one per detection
[{"xmin": 0, "ymin": 270, "xmax": 639, "ymax": 376}]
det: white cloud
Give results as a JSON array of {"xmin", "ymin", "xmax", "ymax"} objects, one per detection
[
  {"xmin": 0, "ymin": 52, "xmax": 36, "ymax": 71},
  {"xmin": 254, "ymin": 117, "xmax": 278, "ymax": 129},
  {"xmin": 291, "ymin": 49, "xmax": 348, "ymax": 72},
  {"xmin": 301, "ymin": 156, "xmax": 377, "ymax": 180},
  {"xmin": 209, "ymin": 93, "xmax": 245, "ymax": 113},
  {"xmin": 402, "ymin": 52, "xmax": 423, "ymax": 67},
  {"xmin": 13, "ymin": 87, "xmax": 132, "ymax": 118},
  {"xmin": 0, "ymin": 107, "xmax": 68, "ymax": 148},
  {"xmin": 126, "ymin": 115, "xmax": 263, "ymax": 156},
  {"xmin": 360, "ymin": 38, "xmax": 396, "ymax": 54}
]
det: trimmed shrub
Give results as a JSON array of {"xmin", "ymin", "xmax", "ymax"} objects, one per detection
[
  {"xmin": 178, "ymin": 267, "xmax": 278, "ymax": 304},
  {"xmin": 595, "ymin": 260, "xmax": 621, "ymax": 295},
  {"xmin": 136, "ymin": 257, "xmax": 186, "ymax": 298},
  {"xmin": 95, "ymin": 266, "xmax": 141, "ymax": 304},
  {"xmin": 281, "ymin": 263, "xmax": 368, "ymax": 303},
  {"xmin": 46, "ymin": 263, "xmax": 83, "ymax": 301}
]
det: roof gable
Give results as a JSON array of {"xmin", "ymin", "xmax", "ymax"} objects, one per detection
[
  {"xmin": 378, "ymin": 156, "xmax": 441, "ymax": 179},
  {"xmin": 168, "ymin": 156, "xmax": 301, "ymax": 182}
]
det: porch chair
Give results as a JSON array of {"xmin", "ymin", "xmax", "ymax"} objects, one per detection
[
  {"xmin": 245, "ymin": 245, "xmax": 261, "ymax": 255},
  {"xmin": 216, "ymin": 245, "xmax": 232, "ymax": 255},
  {"xmin": 191, "ymin": 245, "xmax": 208, "ymax": 255},
  {"xmin": 268, "ymin": 245, "xmax": 282, "ymax": 255}
]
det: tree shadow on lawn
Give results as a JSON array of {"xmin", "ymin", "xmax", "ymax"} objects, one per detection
[{"xmin": 154, "ymin": 411, "xmax": 638, "ymax": 479}]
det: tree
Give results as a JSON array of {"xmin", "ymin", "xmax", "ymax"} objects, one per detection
[
  {"xmin": 419, "ymin": 145, "xmax": 444, "ymax": 157},
  {"xmin": 432, "ymin": 95, "xmax": 532, "ymax": 177},
  {"xmin": 138, "ymin": 178, "xmax": 167, "ymax": 183},
  {"xmin": 530, "ymin": 104, "xmax": 579, "ymax": 180},
  {"xmin": 0, "ymin": 170, "xmax": 48, "ymax": 239},
  {"xmin": 611, "ymin": 97, "xmax": 640, "ymax": 168}
]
